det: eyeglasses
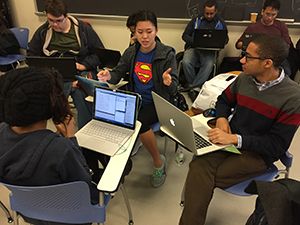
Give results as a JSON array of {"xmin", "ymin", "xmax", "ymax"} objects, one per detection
[
  {"xmin": 240, "ymin": 51, "xmax": 270, "ymax": 61},
  {"xmin": 47, "ymin": 17, "xmax": 66, "ymax": 24},
  {"xmin": 263, "ymin": 12, "xmax": 277, "ymax": 18}
]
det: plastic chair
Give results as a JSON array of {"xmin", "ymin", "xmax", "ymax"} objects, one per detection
[
  {"xmin": 180, "ymin": 151, "xmax": 293, "ymax": 205},
  {"xmin": 2, "ymin": 181, "xmax": 108, "ymax": 225},
  {"xmin": 0, "ymin": 27, "xmax": 29, "ymax": 68},
  {"xmin": 223, "ymin": 151, "xmax": 293, "ymax": 196},
  {"xmin": 9, "ymin": 28, "xmax": 29, "ymax": 50}
]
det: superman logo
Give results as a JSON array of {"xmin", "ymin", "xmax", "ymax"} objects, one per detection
[{"xmin": 134, "ymin": 62, "xmax": 153, "ymax": 84}]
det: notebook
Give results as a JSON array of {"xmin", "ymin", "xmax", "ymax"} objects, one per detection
[
  {"xmin": 152, "ymin": 92, "xmax": 240, "ymax": 156},
  {"xmin": 192, "ymin": 29, "xmax": 228, "ymax": 49},
  {"xmin": 95, "ymin": 48, "xmax": 121, "ymax": 69},
  {"xmin": 75, "ymin": 86, "xmax": 139, "ymax": 156},
  {"xmin": 26, "ymin": 56, "xmax": 77, "ymax": 82}
]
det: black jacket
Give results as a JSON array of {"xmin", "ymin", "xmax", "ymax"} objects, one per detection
[
  {"xmin": 246, "ymin": 178, "xmax": 300, "ymax": 225},
  {"xmin": 109, "ymin": 41, "xmax": 178, "ymax": 102},
  {"xmin": 182, "ymin": 15, "xmax": 228, "ymax": 49}
]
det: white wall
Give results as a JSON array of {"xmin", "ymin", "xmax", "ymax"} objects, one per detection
[{"xmin": 9, "ymin": 0, "xmax": 300, "ymax": 57}]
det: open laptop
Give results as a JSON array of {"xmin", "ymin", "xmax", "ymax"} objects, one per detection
[
  {"xmin": 76, "ymin": 75, "xmax": 108, "ymax": 97},
  {"xmin": 26, "ymin": 56, "xmax": 77, "ymax": 82},
  {"xmin": 192, "ymin": 29, "xmax": 228, "ymax": 49},
  {"xmin": 95, "ymin": 48, "xmax": 121, "ymax": 69},
  {"xmin": 75, "ymin": 86, "xmax": 139, "ymax": 156},
  {"xmin": 152, "ymin": 92, "xmax": 240, "ymax": 156}
]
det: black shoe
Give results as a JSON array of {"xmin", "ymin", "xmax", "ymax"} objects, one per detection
[{"xmin": 188, "ymin": 90, "xmax": 199, "ymax": 102}]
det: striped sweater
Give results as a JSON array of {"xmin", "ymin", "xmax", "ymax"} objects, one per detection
[{"xmin": 216, "ymin": 73, "xmax": 300, "ymax": 166}]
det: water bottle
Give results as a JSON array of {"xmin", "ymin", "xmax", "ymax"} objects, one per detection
[{"xmin": 175, "ymin": 150, "xmax": 185, "ymax": 166}]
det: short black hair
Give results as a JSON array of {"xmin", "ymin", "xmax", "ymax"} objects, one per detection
[
  {"xmin": 263, "ymin": 0, "xmax": 280, "ymax": 11},
  {"xmin": 134, "ymin": 10, "xmax": 158, "ymax": 29},
  {"xmin": 126, "ymin": 12, "xmax": 137, "ymax": 28},
  {"xmin": 0, "ymin": 67, "xmax": 72, "ymax": 126},
  {"xmin": 45, "ymin": 0, "xmax": 68, "ymax": 17},
  {"xmin": 204, "ymin": 0, "xmax": 217, "ymax": 9},
  {"xmin": 251, "ymin": 34, "xmax": 289, "ymax": 68}
]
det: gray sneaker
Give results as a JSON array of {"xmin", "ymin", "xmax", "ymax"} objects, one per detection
[{"xmin": 150, "ymin": 155, "xmax": 166, "ymax": 188}]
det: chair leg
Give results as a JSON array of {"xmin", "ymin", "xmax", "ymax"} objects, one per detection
[
  {"xmin": 120, "ymin": 184, "xmax": 134, "ymax": 225},
  {"xmin": 12, "ymin": 211, "xmax": 18, "ymax": 225},
  {"xmin": 162, "ymin": 135, "xmax": 179, "ymax": 157},
  {"xmin": 0, "ymin": 201, "xmax": 13, "ymax": 223},
  {"xmin": 161, "ymin": 136, "xmax": 168, "ymax": 156},
  {"xmin": 180, "ymin": 182, "xmax": 186, "ymax": 207}
]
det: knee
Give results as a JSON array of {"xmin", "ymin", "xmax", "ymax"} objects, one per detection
[
  {"xmin": 189, "ymin": 157, "xmax": 208, "ymax": 174},
  {"xmin": 182, "ymin": 56, "xmax": 190, "ymax": 66},
  {"xmin": 182, "ymin": 50, "xmax": 194, "ymax": 65}
]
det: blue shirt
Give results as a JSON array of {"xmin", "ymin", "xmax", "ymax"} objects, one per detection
[{"xmin": 133, "ymin": 49, "xmax": 155, "ymax": 105}]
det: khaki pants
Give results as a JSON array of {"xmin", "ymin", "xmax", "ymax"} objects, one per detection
[{"xmin": 179, "ymin": 151, "xmax": 268, "ymax": 225}]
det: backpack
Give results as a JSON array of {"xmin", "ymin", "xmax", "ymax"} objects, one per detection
[
  {"xmin": 245, "ymin": 197, "xmax": 268, "ymax": 225},
  {"xmin": 192, "ymin": 73, "xmax": 238, "ymax": 110},
  {"xmin": 0, "ymin": 29, "xmax": 20, "ymax": 56},
  {"xmin": 170, "ymin": 92, "xmax": 188, "ymax": 111}
]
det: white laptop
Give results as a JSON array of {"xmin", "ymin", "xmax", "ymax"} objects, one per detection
[
  {"xmin": 152, "ymin": 92, "xmax": 240, "ymax": 156},
  {"xmin": 75, "ymin": 86, "xmax": 139, "ymax": 156}
]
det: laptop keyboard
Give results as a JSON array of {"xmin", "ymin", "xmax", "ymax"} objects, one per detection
[
  {"xmin": 194, "ymin": 132, "xmax": 212, "ymax": 149},
  {"xmin": 82, "ymin": 122, "xmax": 129, "ymax": 144}
]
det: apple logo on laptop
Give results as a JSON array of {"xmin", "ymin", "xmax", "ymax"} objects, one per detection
[{"xmin": 169, "ymin": 118, "xmax": 176, "ymax": 127}]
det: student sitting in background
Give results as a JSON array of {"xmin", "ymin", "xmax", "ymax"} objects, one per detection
[
  {"xmin": 28, "ymin": 0, "xmax": 104, "ymax": 129},
  {"xmin": 235, "ymin": 0, "xmax": 293, "ymax": 77},
  {"xmin": 181, "ymin": 0, "xmax": 228, "ymax": 101},
  {"xmin": 126, "ymin": 12, "xmax": 138, "ymax": 46},
  {"xmin": 0, "ymin": 67, "xmax": 97, "ymax": 225},
  {"xmin": 98, "ymin": 10, "xmax": 178, "ymax": 188}
]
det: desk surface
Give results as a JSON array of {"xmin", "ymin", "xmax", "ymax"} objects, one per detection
[{"xmin": 97, "ymin": 121, "xmax": 141, "ymax": 193}]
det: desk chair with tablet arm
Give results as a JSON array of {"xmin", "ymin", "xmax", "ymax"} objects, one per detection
[{"xmin": 2, "ymin": 122, "xmax": 141, "ymax": 225}]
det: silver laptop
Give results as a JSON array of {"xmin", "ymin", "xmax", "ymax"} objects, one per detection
[
  {"xmin": 152, "ymin": 92, "xmax": 239, "ymax": 156},
  {"xmin": 75, "ymin": 86, "xmax": 139, "ymax": 156}
]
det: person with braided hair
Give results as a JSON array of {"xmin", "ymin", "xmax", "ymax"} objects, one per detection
[{"xmin": 0, "ymin": 67, "xmax": 98, "ymax": 225}]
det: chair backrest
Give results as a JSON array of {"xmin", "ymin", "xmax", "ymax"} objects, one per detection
[
  {"xmin": 223, "ymin": 151, "xmax": 293, "ymax": 196},
  {"xmin": 9, "ymin": 27, "xmax": 29, "ymax": 50},
  {"xmin": 2, "ymin": 181, "xmax": 105, "ymax": 224}
]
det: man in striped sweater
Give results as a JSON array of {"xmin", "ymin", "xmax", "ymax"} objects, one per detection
[{"xmin": 179, "ymin": 34, "xmax": 300, "ymax": 225}]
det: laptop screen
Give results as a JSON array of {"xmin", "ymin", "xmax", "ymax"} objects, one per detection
[
  {"xmin": 26, "ymin": 56, "xmax": 77, "ymax": 81},
  {"xmin": 93, "ymin": 87, "xmax": 138, "ymax": 129},
  {"xmin": 192, "ymin": 29, "xmax": 227, "ymax": 49},
  {"xmin": 95, "ymin": 48, "xmax": 121, "ymax": 69}
]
